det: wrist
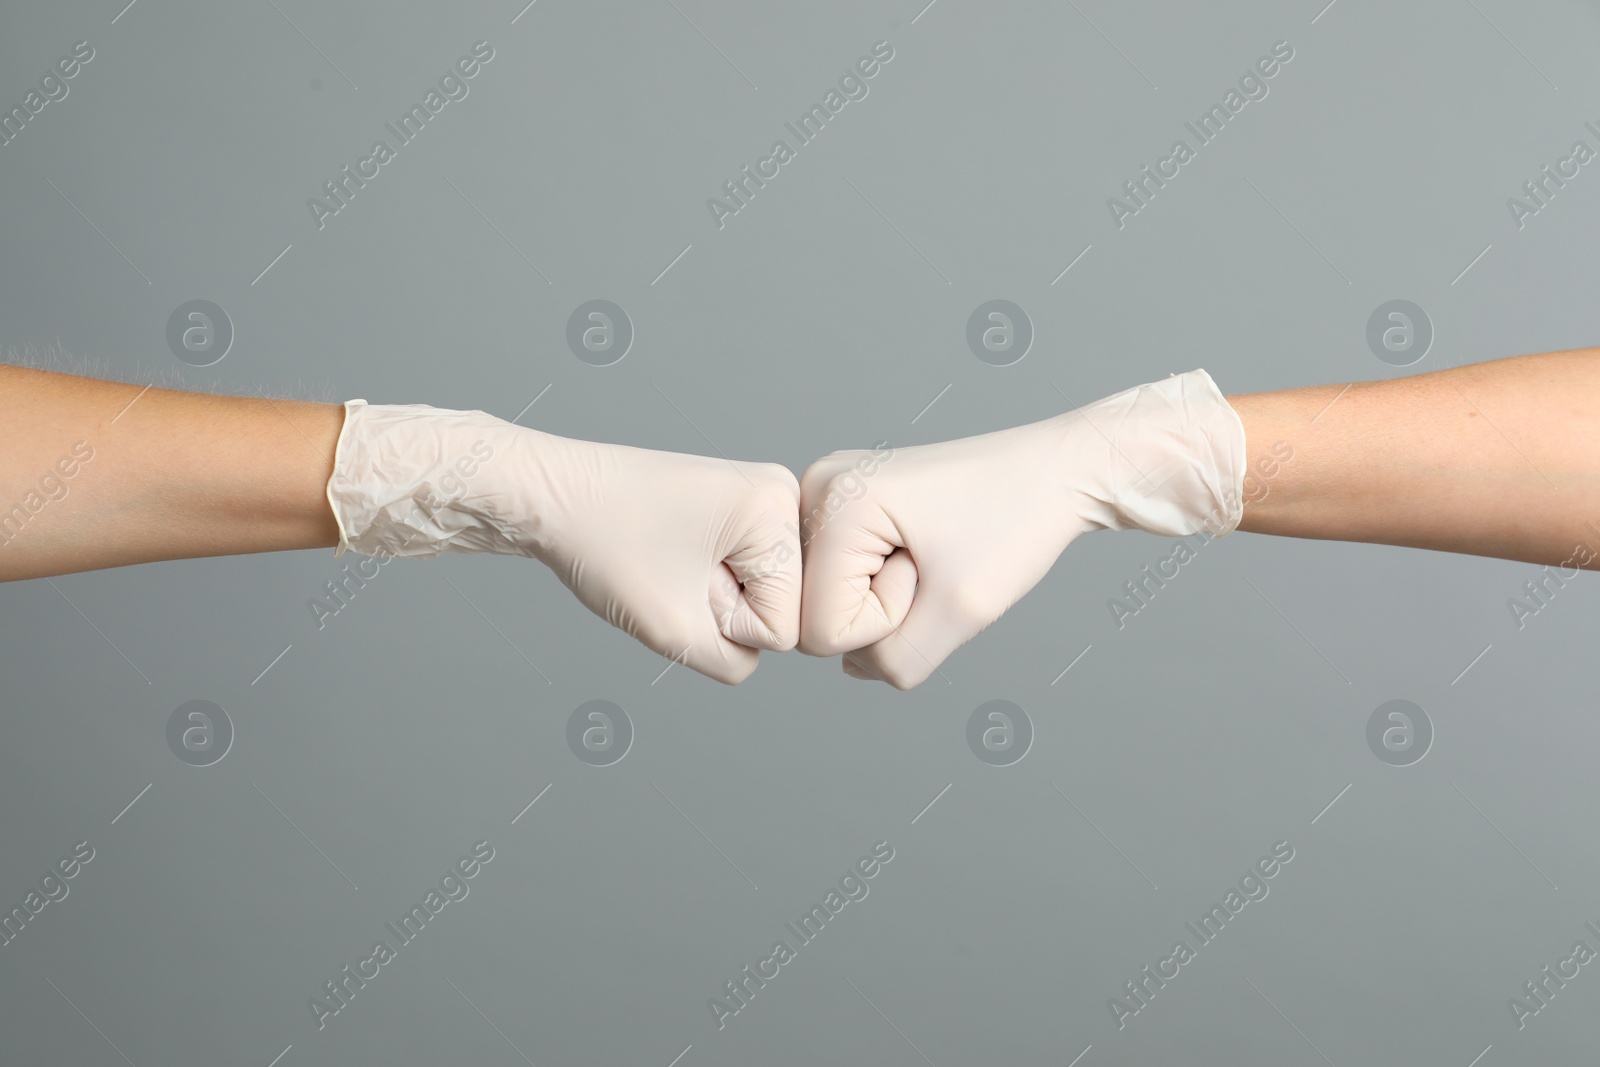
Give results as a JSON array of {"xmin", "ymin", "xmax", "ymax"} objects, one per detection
[
  {"xmin": 327, "ymin": 402, "xmax": 540, "ymax": 559},
  {"xmin": 1049, "ymin": 369, "xmax": 1246, "ymax": 539}
]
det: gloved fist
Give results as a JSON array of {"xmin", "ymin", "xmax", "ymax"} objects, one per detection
[
  {"xmin": 798, "ymin": 370, "xmax": 1246, "ymax": 688},
  {"xmin": 326, "ymin": 402, "xmax": 800, "ymax": 684}
]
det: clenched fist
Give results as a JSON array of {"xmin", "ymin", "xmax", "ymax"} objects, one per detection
[
  {"xmin": 327, "ymin": 402, "xmax": 802, "ymax": 685},
  {"xmin": 797, "ymin": 370, "xmax": 1247, "ymax": 688}
]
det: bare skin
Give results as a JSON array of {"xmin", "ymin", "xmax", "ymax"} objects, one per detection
[
  {"xmin": 0, "ymin": 364, "xmax": 342, "ymax": 581},
  {"xmin": 1229, "ymin": 349, "xmax": 1600, "ymax": 568},
  {"xmin": 3, "ymin": 349, "xmax": 1599, "ymax": 582}
]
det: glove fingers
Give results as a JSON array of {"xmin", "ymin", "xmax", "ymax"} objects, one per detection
[
  {"xmin": 822, "ymin": 549, "xmax": 917, "ymax": 671},
  {"xmin": 684, "ymin": 634, "xmax": 760, "ymax": 686},
  {"xmin": 720, "ymin": 514, "xmax": 802, "ymax": 653},
  {"xmin": 848, "ymin": 586, "xmax": 971, "ymax": 690},
  {"xmin": 841, "ymin": 651, "xmax": 879, "ymax": 681},
  {"xmin": 798, "ymin": 503, "xmax": 910, "ymax": 657},
  {"xmin": 609, "ymin": 571, "xmax": 752, "ymax": 686},
  {"xmin": 709, "ymin": 562, "xmax": 788, "ymax": 653},
  {"xmin": 675, "ymin": 598, "xmax": 762, "ymax": 685},
  {"xmin": 870, "ymin": 548, "xmax": 918, "ymax": 622}
]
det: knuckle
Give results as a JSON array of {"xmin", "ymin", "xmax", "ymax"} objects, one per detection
[
  {"xmin": 765, "ymin": 614, "xmax": 800, "ymax": 653},
  {"xmin": 877, "ymin": 659, "xmax": 924, "ymax": 691},
  {"xmin": 797, "ymin": 464, "xmax": 833, "ymax": 504},
  {"xmin": 760, "ymin": 462, "xmax": 801, "ymax": 499},
  {"xmin": 859, "ymin": 635, "xmax": 928, "ymax": 691},
  {"xmin": 746, "ymin": 491, "xmax": 800, "ymax": 531},
  {"xmin": 713, "ymin": 658, "xmax": 757, "ymax": 686},
  {"xmin": 799, "ymin": 452, "xmax": 855, "ymax": 489},
  {"xmin": 798, "ymin": 620, "xmax": 846, "ymax": 658}
]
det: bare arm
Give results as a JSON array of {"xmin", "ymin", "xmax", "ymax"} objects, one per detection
[
  {"xmin": 0, "ymin": 364, "xmax": 342, "ymax": 581},
  {"xmin": 1229, "ymin": 348, "xmax": 1600, "ymax": 568},
  {"xmin": 0, "ymin": 364, "xmax": 803, "ymax": 682}
]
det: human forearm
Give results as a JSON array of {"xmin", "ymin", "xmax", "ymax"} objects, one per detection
[
  {"xmin": 800, "ymin": 352, "xmax": 1600, "ymax": 687},
  {"xmin": 0, "ymin": 364, "xmax": 802, "ymax": 683},
  {"xmin": 0, "ymin": 365, "xmax": 342, "ymax": 580},
  {"xmin": 1229, "ymin": 350, "xmax": 1600, "ymax": 567}
]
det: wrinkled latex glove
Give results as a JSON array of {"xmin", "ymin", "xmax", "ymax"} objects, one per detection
[
  {"xmin": 797, "ymin": 369, "xmax": 1246, "ymax": 688},
  {"xmin": 326, "ymin": 401, "xmax": 801, "ymax": 684}
]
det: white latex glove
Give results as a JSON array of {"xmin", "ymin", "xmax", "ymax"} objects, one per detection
[
  {"xmin": 325, "ymin": 401, "xmax": 801, "ymax": 684},
  {"xmin": 798, "ymin": 369, "xmax": 1246, "ymax": 688}
]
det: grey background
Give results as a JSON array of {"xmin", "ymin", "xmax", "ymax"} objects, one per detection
[{"xmin": 2, "ymin": 0, "xmax": 1599, "ymax": 1063}]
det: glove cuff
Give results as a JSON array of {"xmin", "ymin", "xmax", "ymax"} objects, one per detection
[
  {"xmin": 326, "ymin": 401, "xmax": 527, "ymax": 560},
  {"xmin": 1076, "ymin": 368, "xmax": 1247, "ymax": 539},
  {"xmin": 326, "ymin": 399, "xmax": 366, "ymax": 558}
]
